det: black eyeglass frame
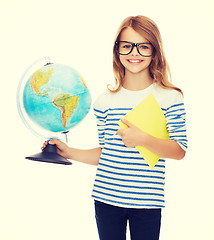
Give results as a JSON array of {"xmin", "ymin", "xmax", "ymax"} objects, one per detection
[{"xmin": 115, "ymin": 41, "xmax": 154, "ymax": 57}]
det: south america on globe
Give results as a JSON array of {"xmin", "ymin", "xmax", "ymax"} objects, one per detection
[{"xmin": 23, "ymin": 63, "xmax": 91, "ymax": 133}]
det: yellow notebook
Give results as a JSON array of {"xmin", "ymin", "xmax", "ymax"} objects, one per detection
[{"xmin": 118, "ymin": 93, "xmax": 169, "ymax": 169}]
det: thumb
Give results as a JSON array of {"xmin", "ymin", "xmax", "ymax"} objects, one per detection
[
  {"xmin": 120, "ymin": 118, "xmax": 135, "ymax": 128},
  {"xmin": 49, "ymin": 138, "xmax": 60, "ymax": 145},
  {"xmin": 47, "ymin": 139, "xmax": 68, "ymax": 158},
  {"xmin": 49, "ymin": 138, "xmax": 67, "ymax": 151}
]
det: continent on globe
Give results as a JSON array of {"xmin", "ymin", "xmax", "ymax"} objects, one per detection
[
  {"xmin": 30, "ymin": 68, "xmax": 54, "ymax": 96},
  {"xmin": 53, "ymin": 94, "xmax": 79, "ymax": 128}
]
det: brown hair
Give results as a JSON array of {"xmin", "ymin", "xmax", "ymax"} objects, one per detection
[{"xmin": 108, "ymin": 15, "xmax": 183, "ymax": 95}]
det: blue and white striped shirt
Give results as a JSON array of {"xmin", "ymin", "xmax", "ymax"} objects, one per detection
[{"xmin": 92, "ymin": 83, "xmax": 188, "ymax": 208}]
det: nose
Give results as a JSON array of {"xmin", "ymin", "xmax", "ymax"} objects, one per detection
[{"xmin": 131, "ymin": 45, "xmax": 139, "ymax": 55}]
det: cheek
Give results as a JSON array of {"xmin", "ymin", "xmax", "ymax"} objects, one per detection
[
  {"xmin": 146, "ymin": 58, "xmax": 153, "ymax": 67},
  {"xmin": 119, "ymin": 56, "xmax": 127, "ymax": 67}
]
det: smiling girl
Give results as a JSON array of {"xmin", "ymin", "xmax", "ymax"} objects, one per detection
[{"xmin": 42, "ymin": 15, "xmax": 188, "ymax": 240}]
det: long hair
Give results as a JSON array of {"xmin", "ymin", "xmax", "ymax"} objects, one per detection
[{"xmin": 109, "ymin": 15, "xmax": 183, "ymax": 95}]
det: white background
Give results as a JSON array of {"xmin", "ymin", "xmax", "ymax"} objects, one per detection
[{"xmin": 1, "ymin": 0, "xmax": 214, "ymax": 239}]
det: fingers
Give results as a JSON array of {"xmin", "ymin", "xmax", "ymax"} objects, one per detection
[
  {"xmin": 41, "ymin": 141, "xmax": 48, "ymax": 151},
  {"xmin": 41, "ymin": 139, "xmax": 60, "ymax": 151},
  {"xmin": 49, "ymin": 139, "xmax": 57, "ymax": 145},
  {"xmin": 117, "ymin": 129, "xmax": 124, "ymax": 136},
  {"xmin": 117, "ymin": 118, "xmax": 136, "ymax": 136},
  {"xmin": 120, "ymin": 118, "xmax": 135, "ymax": 128},
  {"xmin": 49, "ymin": 138, "xmax": 63, "ymax": 145},
  {"xmin": 117, "ymin": 118, "xmax": 128, "ymax": 136}
]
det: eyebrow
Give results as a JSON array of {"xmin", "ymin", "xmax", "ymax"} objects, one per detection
[{"xmin": 118, "ymin": 41, "xmax": 152, "ymax": 44}]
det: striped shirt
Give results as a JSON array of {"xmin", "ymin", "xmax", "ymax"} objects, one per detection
[{"xmin": 92, "ymin": 83, "xmax": 188, "ymax": 208}]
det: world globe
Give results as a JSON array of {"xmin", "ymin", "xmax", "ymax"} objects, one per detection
[
  {"xmin": 17, "ymin": 58, "xmax": 91, "ymax": 165},
  {"xmin": 23, "ymin": 63, "xmax": 91, "ymax": 133}
]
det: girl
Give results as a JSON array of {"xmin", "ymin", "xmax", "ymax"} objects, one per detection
[{"xmin": 42, "ymin": 15, "xmax": 188, "ymax": 240}]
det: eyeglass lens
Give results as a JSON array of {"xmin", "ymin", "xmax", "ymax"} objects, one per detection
[{"xmin": 117, "ymin": 42, "xmax": 153, "ymax": 57}]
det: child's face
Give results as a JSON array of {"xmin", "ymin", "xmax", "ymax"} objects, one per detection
[{"xmin": 119, "ymin": 27, "xmax": 153, "ymax": 76}]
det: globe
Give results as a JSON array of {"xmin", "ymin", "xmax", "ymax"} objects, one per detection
[
  {"xmin": 23, "ymin": 63, "xmax": 91, "ymax": 133},
  {"xmin": 17, "ymin": 58, "xmax": 91, "ymax": 165}
]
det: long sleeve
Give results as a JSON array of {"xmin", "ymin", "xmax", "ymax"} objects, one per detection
[
  {"xmin": 93, "ymin": 94, "xmax": 108, "ymax": 148},
  {"xmin": 165, "ymin": 92, "xmax": 188, "ymax": 151}
]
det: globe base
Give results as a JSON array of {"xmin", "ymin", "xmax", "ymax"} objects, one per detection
[{"xmin": 26, "ymin": 143, "xmax": 72, "ymax": 165}]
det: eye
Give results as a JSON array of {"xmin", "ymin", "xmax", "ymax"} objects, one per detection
[
  {"xmin": 140, "ymin": 45, "xmax": 149, "ymax": 49},
  {"xmin": 122, "ymin": 44, "xmax": 131, "ymax": 49}
]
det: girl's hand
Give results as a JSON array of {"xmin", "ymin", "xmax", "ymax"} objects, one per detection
[
  {"xmin": 41, "ymin": 139, "xmax": 70, "ymax": 159},
  {"xmin": 117, "ymin": 119, "xmax": 186, "ymax": 160},
  {"xmin": 117, "ymin": 118, "xmax": 148, "ymax": 148}
]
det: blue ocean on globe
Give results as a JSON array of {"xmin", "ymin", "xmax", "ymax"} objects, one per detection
[{"xmin": 23, "ymin": 63, "xmax": 91, "ymax": 133}]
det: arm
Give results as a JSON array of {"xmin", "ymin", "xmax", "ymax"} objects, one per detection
[
  {"xmin": 42, "ymin": 139, "xmax": 102, "ymax": 166},
  {"xmin": 117, "ymin": 118, "xmax": 185, "ymax": 160},
  {"xmin": 66, "ymin": 146, "xmax": 102, "ymax": 165},
  {"xmin": 139, "ymin": 132, "xmax": 185, "ymax": 160}
]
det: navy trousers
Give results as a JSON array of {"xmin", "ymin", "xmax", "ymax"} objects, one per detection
[{"xmin": 95, "ymin": 200, "xmax": 161, "ymax": 240}]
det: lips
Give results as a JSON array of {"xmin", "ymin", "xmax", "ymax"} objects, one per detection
[{"xmin": 127, "ymin": 59, "xmax": 144, "ymax": 63}]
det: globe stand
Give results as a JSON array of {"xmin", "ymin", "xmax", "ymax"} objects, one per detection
[{"xmin": 26, "ymin": 143, "xmax": 72, "ymax": 165}]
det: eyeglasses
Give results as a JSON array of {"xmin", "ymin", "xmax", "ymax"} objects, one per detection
[{"xmin": 115, "ymin": 41, "xmax": 153, "ymax": 57}]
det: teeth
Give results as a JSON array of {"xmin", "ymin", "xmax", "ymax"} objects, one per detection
[{"xmin": 128, "ymin": 60, "xmax": 142, "ymax": 63}]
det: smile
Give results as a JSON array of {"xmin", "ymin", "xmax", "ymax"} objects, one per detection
[{"xmin": 127, "ymin": 59, "xmax": 144, "ymax": 63}]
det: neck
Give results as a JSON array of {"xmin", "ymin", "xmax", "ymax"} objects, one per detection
[{"xmin": 122, "ymin": 70, "xmax": 154, "ymax": 91}]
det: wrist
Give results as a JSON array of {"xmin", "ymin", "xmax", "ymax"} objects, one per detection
[
  {"xmin": 67, "ymin": 147, "xmax": 75, "ymax": 159},
  {"xmin": 138, "ymin": 131, "xmax": 150, "ymax": 146}
]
